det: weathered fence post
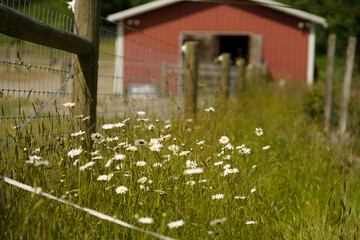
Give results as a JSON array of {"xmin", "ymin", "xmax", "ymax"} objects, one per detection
[
  {"xmin": 236, "ymin": 58, "xmax": 245, "ymax": 98},
  {"xmin": 72, "ymin": 0, "xmax": 101, "ymax": 131},
  {"xmin": 324, "ymin": 34, "xmax": 336, "ymax": 132},
  {"xmin": 161, "ymin": 62, "xmax": 168, "ymax": 97},
  {"xmin": 220, "ymin": 53, "xmax": 231, "ymax": 104},
  {"xmin": 245, "ymin": 64, "xmax": 254, "ymax": 88},
  {"xmin": 184, "ymin": 41, "xmax": 199, "ymax": 120},
  {"xmin": 339, "ymin": 36, "xmax": 357, "ymax": 140}
]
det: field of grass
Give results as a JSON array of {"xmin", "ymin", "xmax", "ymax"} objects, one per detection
[{"xmin": 1, "ymin": 83, "xmax": 360, "ymax": 239}]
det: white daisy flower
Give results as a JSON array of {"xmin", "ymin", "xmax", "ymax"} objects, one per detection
[
  {"xmin": 179, "ymin": 151, "xmax": 190, "ymax": 156},
  {"xmin": 168, "ymin": 220, "xmax": 185, "ymax": 229},
  {"xmin": 154, "ymin": 189, "xmax": 165, "ymax": 194},
  {"xmin": 251, "ymin": 187, "xmax": 256, "ymax": 193},
  {"xmin": 97, "ymin": 173, "xmax": 113, "ymax": 181},
  {"xmin": 137, "ymin": 111, "xmax": 146, "ymax": 116},
  {"xmin": 105, "ymin": 159, "xmax": 113, "ymax": 167},
  {"xmin": 153, "ymin": 162, "xmax": 163, "ymax": 167},
  {"xmin": 102, "ymin": 124, "xmax": 115, "ymax": 130},
  {"xmin": 212, "ymin": 194, "xmax": 224, "ymax": 200},
  {"xmin": 71, "ymin": 130, "xmax": 86, "ymax": 137},
  {"xmin": 90, "ymin": 150, "xmax": 99, "ymax": 156},
  {"xmin": 186, "ymin": 160, "xmax": 197, "ymax": 169},
  {"xmin": 240, "ymin": 147, "xmax": 251, "ymax": 155},
  {"xmin": 225, "ymin": 144, "xmax": 234, "ymax": 150},
  {"xmin": 127, "ymin": 145, "xmax": 137, "ymax": 151},
  {"xmin": 186, "ymin": 180, "xmax": 196, "ymax": 186},
  {"xmin": 138, "ymin": 217, "xmax": 153, "ymax": 224},
  {"xmin": 114, "ymin": 122, "xmax": 125, "ymax": 128},
  {"xmin": 196, "ymin": 140, "xmax": 205, "ymax": 145},
  {"xmin": 136, "ymin": 161, "xmax": 146, "ymax": 167},
  {"xmin": 68, "ymin": 148, "xmax": 83, "ymax": 158},
  {"xmin": 223, "ymin": 164, "xmax": 231, "ymax": 169},
  {"xmin": 147, "ymin": 124, "xmax": 155, "ymax": 130},
  {"xmin": 63, "ymin": 102, "xmax": 75, "ymax": 108},
  {"xmin": 137, "ymin": 177, "xmax": 147, "ymax": 183},
  {"xmin": 204, "ymin": 107, "xmax": 215, "ymax": 112},
  {"xmin": 150, "ymin": 143, "xmax": 163, "ymax": 152},
  {"xmin": 214, "ymin": 161, "xmax": 224, "ymax": 166},
  {"xmin": 219, "ymin": 136, "xmax": 229, "ymax": 144},
  {"xmin": 255, "ymin": 128, "xmax": 263, "ymax": 136},
  {"xmin": 115, "ymin": 186, "xmax": 128, "ymax": 194},
  {"xmin": 122, "ymin": 118, "xmax": 131, "ymax": 123},
  {"xmin": 263, "ymin": 145, "xmax": 271, "ymax": 150},
  {"xmin": 164, "ymin": 124, "xmax": 172, "ymax": 129},
  {"xmin": 106, "ymin": 136, "xmax": 119, "ymax": 142},
  {"xmin": 113, "ymin": 154, "xmax": 126, "ymax": 160},
  {"xmin": 148, "ymin": 138, "xmax": 160, "ymax": 147},
  {"xmin": 234, "ymin": 196, "xmax": 246, "ymax": 200},
  {"xmin": 137, "ymin": 117, "xmax": 149, "ymax": 122},
  {"xmin": 29, "ymin": 155, "xmax": 42, "ymax": 161},
  {"xmin": 79, "ymin": 161, "xmax": 95, "ymax": 171},
  {"xmin": 223, "ymin": 155, "xmax": 231, "ymax": 160},
  {"xmin": 245, "ymin": 221, "xmax": 257, "ymax": 225},
  {"xmin": 168, "ymin": 144, "xmax": 179, "ymax": 152},
  {"xmin": 236, "ymin": 144, "xmax": 245, "ymax": 150}
]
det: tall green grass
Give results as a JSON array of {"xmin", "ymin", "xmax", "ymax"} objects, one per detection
[{"xmin": 1, "ymin": 83, "xmax": 359, "ymax": 239}]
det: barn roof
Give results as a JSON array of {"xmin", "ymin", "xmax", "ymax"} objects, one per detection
[{"xmin": 107, "ymin": 0, "xmax": 328, "ymax": 28}]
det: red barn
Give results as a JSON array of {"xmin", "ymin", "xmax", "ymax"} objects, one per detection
[{"xmin": 107, "ymin": 0, "xmax": 327, "ymax": 94}]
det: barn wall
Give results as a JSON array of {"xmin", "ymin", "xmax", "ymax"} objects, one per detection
[{"xmin": 123, "ymin": 1, "xmax": 311, "ymax": 82}]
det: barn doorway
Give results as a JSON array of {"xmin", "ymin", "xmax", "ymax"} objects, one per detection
[
  {"xmin": 181, "ymin": 33, "xmax": 262, "ymax": 65},
  {"xmin": 219, "ymin": 35, "xmax": 249, "ymax": 63}
]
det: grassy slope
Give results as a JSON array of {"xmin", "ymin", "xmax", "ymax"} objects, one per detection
[{"xmin": 1, "ymin": 83, "xmax": 359, "ymax": 239}]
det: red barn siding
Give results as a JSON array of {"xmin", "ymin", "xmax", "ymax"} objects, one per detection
[{"xmin": 124, "ymin": 1, "xmax": 310, "ymax": 82}]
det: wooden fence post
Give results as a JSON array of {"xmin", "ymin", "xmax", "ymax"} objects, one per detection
[
  {"xmin": 161, "ymin": 62, "xmax": 168, "ymax": 97},
  {"xmin": 236, "ymin": 58, "xmax": 245, "ymax": 98},
  {"xmin": 324, "ymin": 34, "xmax": 336, "ymax": 132},
  {"xmin": 184, "ymin": 41, "xmax": 199, "ymax": 120},
  {"xmin": 220, "ymin": 53, "xmax": 231, "ymax": 104},
  {"xmin": 339, "ymin": 36, "xmax": 357, "ymax": 139},
  {"xmin": 72, "ymin": 0, "xmax": 101, "ymax": 131},
  {"xmin": 245, "ymin": 64, "xmax": 254, "ymax": 88}
]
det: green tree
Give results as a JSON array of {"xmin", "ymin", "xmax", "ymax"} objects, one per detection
[{"xmin": 278, "ymin": 0, "xmax": 360, "ymax": 56}]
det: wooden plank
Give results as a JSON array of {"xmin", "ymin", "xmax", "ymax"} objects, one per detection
[
  {"xmin": 0, "ymin": 4, "xmax": 93, "ymax": 55},
  {"xmin": 324, "ymin": 34, "xmax": 336, "ymax": 132},
  {"xmin": 184, "ymin": 41, "xmax": 199, "ymax": 120},
  {"xmin": 249, "ymin": 34, "xmax": 263, "ymax": 65},
  {"xmin": 72, "ymin": 0, "xmax": 101, "ymax": 131},
  {"xmin": 339, "ymin": 36, "xmax": 357, "ymax": 139}
]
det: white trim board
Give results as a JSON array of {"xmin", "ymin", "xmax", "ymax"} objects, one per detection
[
  {"xmin": 307, "ymin": 25, "xmax": 315, "ymax": 86},
  {"xmin": 107, "ymin": 0, "xmax": 328, "ymax": 28},
  {"xmin": 114, "ymin": 22, "xmax": 124, "ymax": 94}
]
